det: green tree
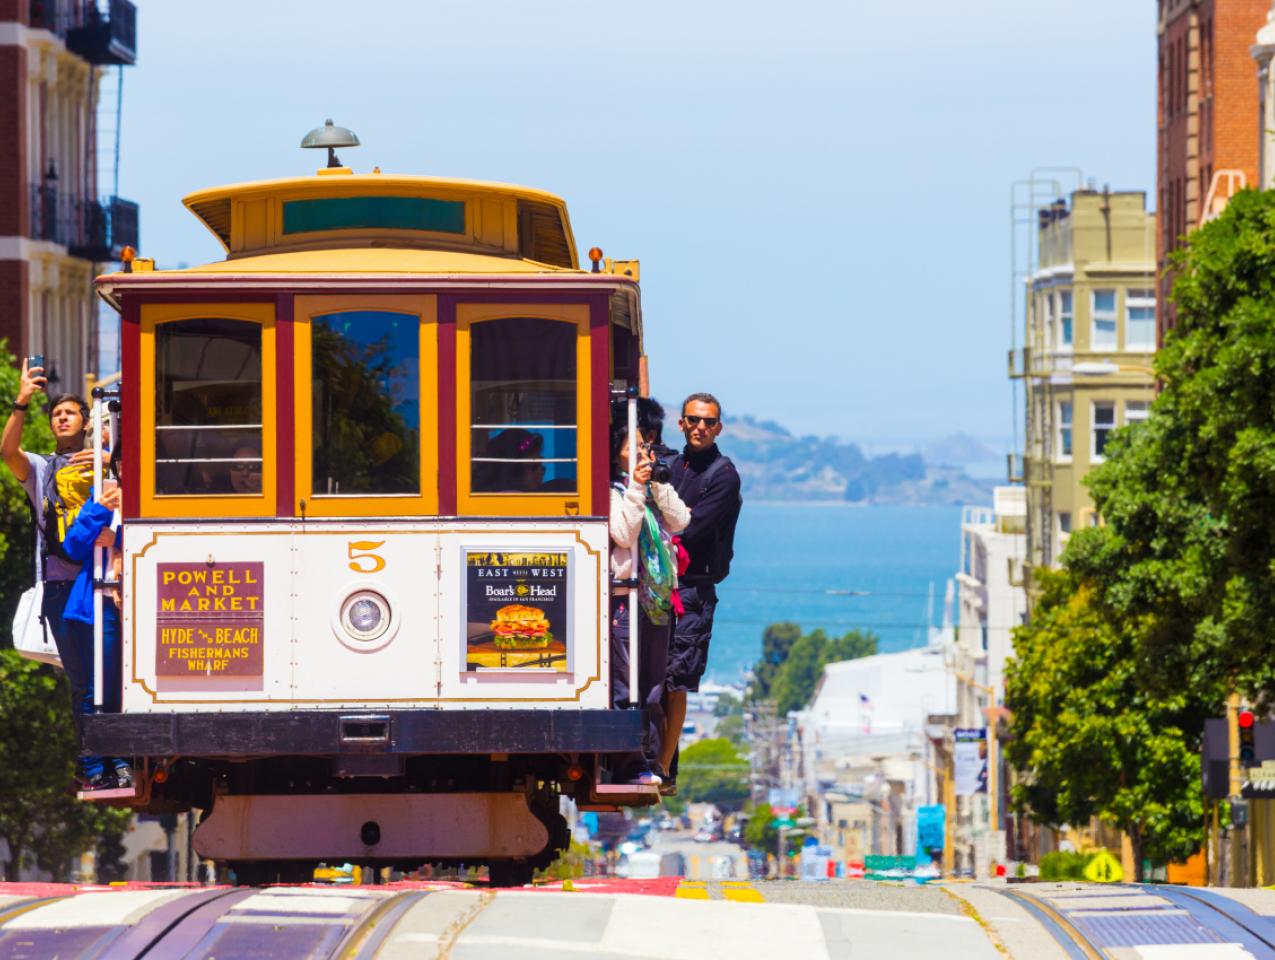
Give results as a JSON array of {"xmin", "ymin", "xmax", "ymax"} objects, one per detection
[
  {"xmin": 743, "ymin": 801, "xmax": 806, "ymax": 855},
  {"xmin": 1003, "ymin": 189, "xmax": 1275, "ymax": 876},
  {"xmin": 713, "ymin": 691, "xmax": 742, "ymax": 718},
  {"xmin": 768, "ymin": 628, "xmax": 878, "ymax": 715},
  {"xmin": 744, "ymin": 801, "xmax": 776, "ymax": 849},
  {"xmin": 678, "ymin": 737, "xmax": 749, "ymax": 811},
  {"xmin": 749, "ymin": 622, "xmax": 800, "ymax": 701},
  {"xmin": 715, "ymin": 713, "xmax": 745, "ymax": 746},
  {"xmin": 0, "ymin": 652, "xmax": 131, "ymax": 880},
  {"xmin": 1004, "ymin": 572, "xmax": 1204, "ymax": 875},
  {"xmin": 1066, "ymin": 188, "xmax": 1275, "ymax": 705},
  {"xmin": 0, "ymin": 343, "xmax": 54, "ymax": 633}
]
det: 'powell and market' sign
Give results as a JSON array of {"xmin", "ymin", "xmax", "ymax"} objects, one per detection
[{"xmin": 155, "ymin": 562, "xmax": 264, "ymax": 676}]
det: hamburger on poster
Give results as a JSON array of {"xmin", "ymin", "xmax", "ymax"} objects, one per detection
[{"xmin": 489, "ymin": 603, "xmax": 553, "ymax": 649}]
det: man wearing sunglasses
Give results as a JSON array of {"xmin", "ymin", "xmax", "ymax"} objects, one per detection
[{"xmin": 658, "ymin": 392, "xmax": 742, "ymax": 789}]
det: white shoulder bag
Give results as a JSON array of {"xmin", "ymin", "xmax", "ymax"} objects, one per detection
[
  {"xmin": 13, "ymin": 501, "xmax": 61, "ymax": 667},
  {"xmin": 13, "ymin": 581, "xmax": 60, "ymax": 666}
]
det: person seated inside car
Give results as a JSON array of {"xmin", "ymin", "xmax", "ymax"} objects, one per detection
[{"xmin": 473, "ymin": 428, "xmax": 547, "ymax": 493}]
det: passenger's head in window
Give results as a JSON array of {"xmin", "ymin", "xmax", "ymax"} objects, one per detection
[
  {"xmin": 474, "ymin": 428, "xmax": 545, "ymax": 493},
  {"xmin": 228, "ymin": 445, "xmax": 262, "ymax": 494}
]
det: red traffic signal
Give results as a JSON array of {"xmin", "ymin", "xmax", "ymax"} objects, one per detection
[{"xmin": 1240, "ymin": 710, "xmax": 1256, "ymax": 730}]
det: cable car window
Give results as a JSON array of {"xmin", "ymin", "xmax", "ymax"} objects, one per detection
[
  {"xmin": 154, "ymin": 318, "xmax": 263, "ymax": 496},
  {"xmin": 312, "ymin": 310, "xmax": 420, "ymax": 495},
  {"xmin": 470, "ymin": 317, "xmax": 577, "ymax": 493}
]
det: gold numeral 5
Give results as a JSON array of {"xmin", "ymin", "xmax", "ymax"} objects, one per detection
[{"xmin": 348, "ymin": 540, "xmax": 386, "ymax": 574}]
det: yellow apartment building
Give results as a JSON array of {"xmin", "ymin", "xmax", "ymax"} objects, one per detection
[{"xmin": 1015, "ymin": 189, "xmax": 1157, "ymax": 579}]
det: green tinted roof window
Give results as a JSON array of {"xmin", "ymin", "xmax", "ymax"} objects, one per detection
[{"xmin": 282, "ymin": 196, "xmax": 466, "ymax": 235}]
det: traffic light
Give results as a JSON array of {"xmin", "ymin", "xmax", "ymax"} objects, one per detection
[{"xmin": 1239, "ymin": 709, "xmax": 1256, "ymax": 768}]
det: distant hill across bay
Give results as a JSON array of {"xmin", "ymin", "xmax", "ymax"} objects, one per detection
[{"xmin": 717, "ymin": 417, "xmax": 999, "ymax": 506}]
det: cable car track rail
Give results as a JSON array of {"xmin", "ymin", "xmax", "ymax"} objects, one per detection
[
  {"xmin": 997, "ymin": 887, "xmax": 1107, "ymax": 960},
  {"xmin": 1139, "ymin": 883, "xmax": 1275, "ymax": 958},
  {"xmin": 0, "ymin": 886, "xmax": 425, "ymax": 960}
]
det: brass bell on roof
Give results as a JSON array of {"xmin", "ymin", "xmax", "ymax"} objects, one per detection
[{"xmin": 300, "ymin": 119, "xmax": 360, "ymax": 169}]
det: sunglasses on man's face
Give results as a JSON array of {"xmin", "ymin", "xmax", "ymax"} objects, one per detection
[{"xmin": 683, "ymin": 415, "xmax": 719, "ymax": 428}]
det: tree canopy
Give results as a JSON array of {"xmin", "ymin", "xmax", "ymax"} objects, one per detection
[
  {"xmin": 1006, "ymin": 188, "xmax": 1275, "ymax": 872},
  {"xmin": 1070, "ymin": 189, "xmax": 1275, "ymax": 705},
  {"xmin": 763, "ymin": 627, "xmax": 878, "ymax": 715},
  {"xmin": 0, "ymin": 652, "xmax": 132, "ymax": 880},
  {"xmin": 1004, "ymin": 572, "xmax": 1204, "ymax": 871},
  {"xmin": 678, "ymin": 737, "xmax": 749, "ymax": 811}
]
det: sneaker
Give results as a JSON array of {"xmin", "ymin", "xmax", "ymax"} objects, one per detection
[
  {"xmin": 659, "ymin": 779, "xmax": 678, "ymax": 797},
  {"xmin": 112, "ymin": 763, "xmax": 134, "ymax": 790},
  {"xmin": 80, "ymin": 771, "xmax": 118, "ymax": 792},
  {"xmin": 628, "ymin": 769, "xmax": 663, "ymax": 787}
]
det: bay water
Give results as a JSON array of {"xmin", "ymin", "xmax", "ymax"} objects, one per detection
[{"xmin": 704, "ymin": 503, "xmax": 964, "ymax": 684}]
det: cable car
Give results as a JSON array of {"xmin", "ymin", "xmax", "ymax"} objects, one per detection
[{"xmin": 82, "ymin": 128, "xmax": 654, "ymax": 885}]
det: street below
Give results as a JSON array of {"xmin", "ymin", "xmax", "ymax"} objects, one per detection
[{"xmin": 5, "ymin": 875, "xmax": 1275, "ymax": 959}]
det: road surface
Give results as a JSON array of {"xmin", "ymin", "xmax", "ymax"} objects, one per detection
[{"xmin": 3, "ymin": 878, "xmax": 1275, "ymax": 958}]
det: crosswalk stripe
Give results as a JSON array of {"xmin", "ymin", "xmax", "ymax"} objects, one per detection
[
  {"xmin": 721, "ymin": 884, "xmax": 765, "ymax": 903},
  {"xmin": 675, "ymin": 881, "xmax": 711, "ymax": 900}
]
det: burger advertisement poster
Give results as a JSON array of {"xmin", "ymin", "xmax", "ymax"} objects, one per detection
[{"xmin": 465, "ymin": 551, "xmax": 569, "ymax": 672}]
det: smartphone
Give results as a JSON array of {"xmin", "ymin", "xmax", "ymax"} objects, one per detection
[
  {"xmin": 101, "ymin": 478, "xmax": 119, "ymax": 496},
  {"xmin": 27, "ymin": 354, "xmax": 44, "ymax": 380}
]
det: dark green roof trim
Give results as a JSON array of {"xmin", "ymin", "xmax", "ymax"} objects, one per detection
[{"xmin": 282, "ymin": 196, "xmax": 466, "ymax": 236}]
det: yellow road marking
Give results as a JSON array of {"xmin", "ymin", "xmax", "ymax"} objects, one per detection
[
  {"xmin": 675, "ymin": 881, "xmax": 710, "ymax": 900},
  {"xmin": 721, "ymin": 882, "xmax": 764, "ymax": 903},
  {"xmin": 0, "ymin": 897, "xmax": 69, "ymax": 927}
]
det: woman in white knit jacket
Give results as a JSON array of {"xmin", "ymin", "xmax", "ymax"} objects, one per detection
[{"xmin": 610, "ymin": 398, "xmax": 691, "ymax": 787}]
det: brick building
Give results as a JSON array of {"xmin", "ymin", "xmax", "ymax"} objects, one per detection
[
  {"xmin": 1156, "ymin": 0, "xmax": 1268, "ymax": 343},
  {"xmin": 0, "ymin": 0, "xmax": 136, "ymax": 394}
]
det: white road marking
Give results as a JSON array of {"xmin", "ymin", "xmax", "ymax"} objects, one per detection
[
  {"xmin": 1135, "ymin": 946, "xmax": 1255, "ymax": 960},
  {"xmin": 2, "ymin": 890, "xmax": 191, "ymax": 929}
]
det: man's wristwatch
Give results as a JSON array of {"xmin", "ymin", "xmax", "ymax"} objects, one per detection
[{"xmin": 10, "ymin": 400, "xmax": 28, "ymax": 412}]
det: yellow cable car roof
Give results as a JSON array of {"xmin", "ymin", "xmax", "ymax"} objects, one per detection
[{"xmin": 179, "ymin": 170, "xmax": 580, "ymax": 267}]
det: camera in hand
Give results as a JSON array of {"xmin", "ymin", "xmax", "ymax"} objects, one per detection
[{"xmin": 649, "ymin": 442, "xmax": 677, "ymax": 484}]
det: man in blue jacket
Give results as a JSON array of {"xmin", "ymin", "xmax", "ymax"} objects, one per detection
[{"xmin": 61, "ymin": 482, "xmax": 131, "ymax": 790}]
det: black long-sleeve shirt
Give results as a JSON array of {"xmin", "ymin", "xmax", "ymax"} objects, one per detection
[{"xmin": 671, "ymin": 444, "xmax": 742, "ymax": 583}]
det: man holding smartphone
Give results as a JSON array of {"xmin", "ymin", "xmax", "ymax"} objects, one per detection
[{"xmin": 0, "ymin": 357, "xmax": 119, "ymax": 786}]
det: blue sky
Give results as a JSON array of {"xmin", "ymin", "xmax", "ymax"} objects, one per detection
[{"xmin": 118, "ymin": 1, "xmax": 1156, "ymax": 455}]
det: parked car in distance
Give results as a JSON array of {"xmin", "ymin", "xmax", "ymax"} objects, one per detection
[
  {"xmin": 694, "ymin": 824, "xmax": 724, "ymax": 843},
  {"xmin": 617, "ymin": 850, "xmax": 686, "ymax": 879}
]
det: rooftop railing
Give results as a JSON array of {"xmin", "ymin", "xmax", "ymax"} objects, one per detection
[{"xmin": 28, "ymin": 1, "xmax": 136, "ymax": 65}]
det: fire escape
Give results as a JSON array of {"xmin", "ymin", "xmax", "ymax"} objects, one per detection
[{"xmin": 26, "ymin": 0, "xmax": 138, "ymax": 262}]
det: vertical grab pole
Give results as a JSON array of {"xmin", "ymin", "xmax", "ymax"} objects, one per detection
[
  {"xmin": 627, "ymin": 392, "xmax": 640, "ymax": 709},
  {"xmin": 92, "ymin": 396, "xmax": 104, "ymax": 710}
]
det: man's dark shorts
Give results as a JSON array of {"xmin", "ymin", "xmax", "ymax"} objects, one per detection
[{"xmin": 668, "ymin": 582, "xmax": 716, "ymax": 693}]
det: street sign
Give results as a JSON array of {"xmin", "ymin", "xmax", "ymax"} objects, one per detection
[
  {"xmin": 1083, "ymin": 850, "xmax": 1124, "ymax": 883},
  {"xmin": 770, "ymin": 817, "xmax": 796, "ymax": 829},
  {"xmin": 955, "ymin": 728, "xmax": 989, "ymax": 797}
]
